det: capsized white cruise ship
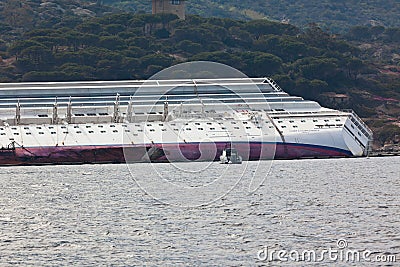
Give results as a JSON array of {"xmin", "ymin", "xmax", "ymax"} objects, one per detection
[{"xmin": 0, "ymin": 78, "xmax": 373, "ymax": 165}]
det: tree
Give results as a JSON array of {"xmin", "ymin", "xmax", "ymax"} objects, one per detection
[
  {"xmin": 8, "ymin": 40, "xmax": 44, "ymax": 59},
  {"xmin": 176, "ymin": 40, "xmax": 203, "ymax": 54},
  {"xmin": 346, "ymin": 58, "xmax": 365, "ymax": 80},
  {"xmin": 297, "ymin": 57, "xmax": 339, "ymax": 81},
  {"xmin": 18, "ymin": 46, "xmax": 53, "ymax": 71},
  {"xmin": 99, "ymin": 36, "xmax": 126, "ymax": 50},
  {"xmin": 104, "ymin": 24, "xmax": 126, "ymax": 35},
  {"xmin": 240, "ymin": 52, "xmax": 283, "ymax": 76},
  {"xmin": 1, "ymin": 0, "xmax": 35, "ymax": 29},
  {"xmin": 76, "ymin": 21, "xmax": 103, "ymax": 35},
  {"xmin": 244, "ymin": 20, "xmax": 298, "ymax": 39},
  {"xmin": 140, "ymin": 54, "xmax": 174, "ymax": 69}
]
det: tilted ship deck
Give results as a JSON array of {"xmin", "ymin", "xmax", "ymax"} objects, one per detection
[{"xmin": 0, "ymin": 78, "xmax": 373, "ymax": 165}]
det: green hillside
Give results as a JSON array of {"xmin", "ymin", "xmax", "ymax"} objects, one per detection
[{"xmin": 103, "ymin": 0, "xmax": 400, "ymax": 33}]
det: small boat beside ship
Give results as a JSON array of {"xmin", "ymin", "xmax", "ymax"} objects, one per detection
[{"xmin": 220, "ymin": 148, "xmax": 243, "ymax": 164}]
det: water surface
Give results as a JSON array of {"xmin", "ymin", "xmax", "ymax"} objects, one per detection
[{"xmin": 0, "ymin": 157, "xmax": 398, "ymax": 265}]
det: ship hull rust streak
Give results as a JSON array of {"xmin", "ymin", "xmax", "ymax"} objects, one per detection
[{"xmin": 0, "ymin": 142, "xmax": 352, "ymax": 166}]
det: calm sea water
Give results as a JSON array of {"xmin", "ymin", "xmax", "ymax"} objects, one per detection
[{"xmin": 0, "ymin": 157, "xmax": 398, "ymax": 266}]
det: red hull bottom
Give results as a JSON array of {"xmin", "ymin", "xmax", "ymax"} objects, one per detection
[{"xmin": 0, "ymin": 142, "xmax": 352, "ymax": 166}]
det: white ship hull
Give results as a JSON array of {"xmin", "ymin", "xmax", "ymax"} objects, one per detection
[{"xmin": 0, "ymin": 78, "xmax": 372, "ymax": 165}]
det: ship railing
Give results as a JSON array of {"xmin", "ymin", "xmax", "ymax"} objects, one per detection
[
  {"xmin": 341, "ymin": 109, "xmax": 373, "ymax": 138},
  {"xmin": 263, "ymin": 78, "xmax": 283, "ymax": 92},
  {"xmin": 172, "ymin": 110, "xmax": 224, "ymax": 119},
  {"xmin": 267, "ymin": 110, "xmax": 345, "ymax": 116}
]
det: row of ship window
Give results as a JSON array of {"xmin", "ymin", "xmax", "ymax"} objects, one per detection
[
  {"xmin": 2, "ymin": 130, "xmax": 122, "ymax": 136},
  {"xmin": 277, "ymin": 118, "xmax": 341, "ymax": 123},
  {"xmin": 0, "ymin": 118, "xmax": 343, "ymax": 133},
  {"xmin": 0, "ymin": 127, "xmax": 270, "ymax": 137},
  {"xmin": 37, "ymin": 113, "xmax": 110, "ymax": 118},
  {"xmin": 0, "ymin": 124, "xmax": 120, "ymax": 131},
  {"xmin": 0, "ymin": 118, "xmax": 342, "ymax": 130}
]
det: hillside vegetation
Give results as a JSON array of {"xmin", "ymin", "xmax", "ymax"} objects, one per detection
[{"xmin": 104, "ymin": 0, "xmax": 400, "ymax": 33}]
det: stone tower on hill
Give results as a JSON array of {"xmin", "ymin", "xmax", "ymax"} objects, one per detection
[{"xmin": 152, "ymin": 0, "xmax": 186, "ymax": 20}]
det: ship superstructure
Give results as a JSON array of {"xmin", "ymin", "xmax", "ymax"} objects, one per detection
[{"xmin": 0, "ymin": 78, "xmax": 373, "ymax": 165}]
